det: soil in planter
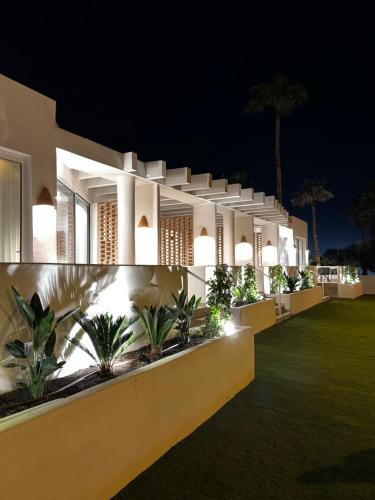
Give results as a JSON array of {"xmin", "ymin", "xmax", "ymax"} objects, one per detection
[{"xmin": 0, "ymin": 337, "xmax": 207, "ymax": 419}]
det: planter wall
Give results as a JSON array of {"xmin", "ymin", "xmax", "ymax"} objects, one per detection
[
  {"xmin": 360, "ymin": 276, "xmax": 375, "ymax": 295},
  {"xmin": 0, "ymin": 327, "xmax": 254, "ymax": 500},
  {"xmin": 0, "ymin": 263, "xmax": 186, "ymax": 393},
  {"xmin": 232, "ymin": 298, "xmax": 276, "ymax": 334},
  {"xmin": 273, "ymin": 287, "xmax": 323, "ymax": 315},
  {"xmin": 338, "ymin": 282, "xmax": 364, "ymax": 299}
]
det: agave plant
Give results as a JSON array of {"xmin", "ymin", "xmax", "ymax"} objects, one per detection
[
  {"xmin": 65, "ymin": 312, "xmax": 140, "ymax": 375},
  {"xmin": 284, "ymin": 273, "xmax": 301, "ymax": 293},
  {"xmin": 133, "ymin": 305, "xmax": 176, "ymax": 356},
  {"xmin": 169, "ymin": 291, "xmax": 201, "ymax": 344},
  {"xmin": 4, "ymin": 287, "xmax": 78, "ymax": 399}
]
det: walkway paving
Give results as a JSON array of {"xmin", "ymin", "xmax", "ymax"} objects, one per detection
[{"xmin": 115, "ymin": 296, "xmax": 375, "ymax": 499}]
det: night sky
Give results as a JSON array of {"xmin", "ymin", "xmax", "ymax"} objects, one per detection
[{"xmin": 1, "ymin": 4, "xmax": 374, "ymax": 252}]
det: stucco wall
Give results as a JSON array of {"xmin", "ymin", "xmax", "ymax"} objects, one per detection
[
  {"xmin": 0, "ymin": 263, "xmax": 187, "ymax": 393},
  {"xmin": 289, "ymin": 215, "xmax": 308, "ymax": 244},
  {"xmin": 360, "ymin": 276, "xmax": 375, "ymax": 294}
]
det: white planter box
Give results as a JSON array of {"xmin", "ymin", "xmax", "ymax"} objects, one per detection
[
  {"xmin": 338, "ymin": 282, "xmax": 364, "ymax": 299},
  {"xmin": 0, "ymin": 327, "xmax": 254, "ymax": 500},
  {"xmin": 270, "ymin": 287, "xmax": 323, "ymax": 315},
  {"xmin": 232, "ymin": 298, "xmax": 276, "ymax": 334}
]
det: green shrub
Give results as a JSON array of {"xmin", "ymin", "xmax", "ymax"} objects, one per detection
[
  {"xmin": 4, "ymin": 287, "xmax": 77, "ymax": 399},
  {"xmin": 207, "ymin": 265, "xmax": 233, "ymax": 322},
  {"xmin": 300, "ymin": 268, "xmax": 314, "ymax": 289},
  {"xmin": 66, "ymin": 312, "xmax": 140, "ymax": 375},
  {"xmin": 269, "ymin": 265, "xmax": 287, "ymax": 293},
  {"xmin": 232, "ymin": 265, "xmax": 261, "ymax": 306},
  {"xmin": 343, "ymin": 266, "xmax": 358, "ymax": 284},
  {"xmin": 133, "ymin": 305, "xmax": 176, "ymax": 356},
  {"xmin": 169, "ymin": 290, "xmax": 201, "ymax": 344}
]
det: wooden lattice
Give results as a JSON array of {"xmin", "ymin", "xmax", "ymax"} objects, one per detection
[
  {"xmin": 217, "ymin": 226, "xmax": 224, "ymax": 265},
  {"xmin": 254, "ymin": 231, "xmax": 262, "ymax": 266},
  {"xmin": 98, "ymin": 202, "xmax": 118, "ymax": 264},
  {"xmin": 160, "ymin": 216, "xmax": 193, "ymax": 266}
]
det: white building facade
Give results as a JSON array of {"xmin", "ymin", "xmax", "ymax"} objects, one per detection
[{"xmin": 0, "ymin": 74, "xmax": 308, "ymax": 270}]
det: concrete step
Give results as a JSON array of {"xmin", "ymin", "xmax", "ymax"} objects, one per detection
[{"xmin": 276, "ymin": 311, "xmax": 292, "ymax": 323}]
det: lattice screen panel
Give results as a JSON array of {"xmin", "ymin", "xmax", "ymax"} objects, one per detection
[
  {"xmin": 254, "ymin": 231, "xmax": 262, "ymax": 266},
  {"xmin": 217, "ymin": 226, "xmax": 224, "ymax": 265},
  {"xmin": 98, "ymin": 202, "xmax": 118, "ymax": 264},
  {"xmin": 160, "ymin": 216, "xmax": 193, "ymax": 266}
]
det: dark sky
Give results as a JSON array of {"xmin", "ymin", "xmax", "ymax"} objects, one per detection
[{"xmin": 1, "ymin": 4, "xmax": 374, "ymax": 252}]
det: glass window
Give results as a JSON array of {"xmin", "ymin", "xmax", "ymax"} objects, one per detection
[
  {"xmin": 0, "ymin": 157, "xmax": 21, "ymax": 262},
  {"xmin": 75, "ymin": 196, "xmax": 90, "ymax": 264},
  {"xmin": 56, "ymin": 181, "xmax": 75, "ymax": 263}
]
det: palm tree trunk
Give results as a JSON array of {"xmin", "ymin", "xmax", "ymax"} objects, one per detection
[
  {"xmin": 275, "ymin": 111, "xmax": 282, "ymax": 204},
  {"xmin": 311, "ymin": 204, "xmax": 320, "ymax": 264}
]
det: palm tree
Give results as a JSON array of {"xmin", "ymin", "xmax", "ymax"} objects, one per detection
[
  {"xmin": 291, "ymin": 179, "xmax": 334, "ymax": 264},
  {"xmin": 244, "ymin": 74, "xmax": 308, "ymax": 204},
  {"xmin": 350, "ymin": 182, "xmax": 375, "ymax": 243}
]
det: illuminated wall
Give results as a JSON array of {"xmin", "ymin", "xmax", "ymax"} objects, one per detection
[{"xmin": 0, "ymin": 263, "xmax": 186, "ymax": 393}]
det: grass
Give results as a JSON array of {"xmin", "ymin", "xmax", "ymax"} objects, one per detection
[{"xmin": 114, "ymin": 296, "xmax": 375, "ymax": 499}]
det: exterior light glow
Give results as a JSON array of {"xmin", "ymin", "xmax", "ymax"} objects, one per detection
[
  {"xmin": 194, "ymin": 227, "xmax": 215, "ymax": 265},
  {"xmin": 136, "ymin": 215, "xmax": 155, "ymax": 264},
  {"xmin": 261, "ymin": 240, "xmax": 278, "ymax": 266},
  {"xmin": 33, "ymin": 187, "xmax": 56, "ymax": 262},
  {"xmin": 235, "ymin": 234, "xmax": 253, "ymax": 265},
  {"xmin": 223, "ymin": 320, "xmax": 235, "ymax": 336}
]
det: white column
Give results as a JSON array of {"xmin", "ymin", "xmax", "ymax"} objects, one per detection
[
  {"xmin": 222, "ymin": 207, "xmax": 235, "ymax": 265},
  {"xmin": 193, "ymin": 202, "xmax": 217, "ymax": 266},
  {"xmin": 117, "ymin": 174, "xmax": 135, "ymax": 264},
  {"xmin": 135, "ymin": 182, "xmax": 160, "ymax": 265},
  {"xmin": 90, "ymin": 203, "xmax": 98, "ymax": 264}
]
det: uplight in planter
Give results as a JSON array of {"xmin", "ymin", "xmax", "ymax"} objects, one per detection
[
  {"xmin": 136, "ymin": 215, "xmax": 157, "ymax": 264},
  {"xmin": 194, "ymin": 226, "xmax": 215, "ymax": 266},
  {"xmin": 223, "ymin": 319, "xmax": 235, "ymax": 336},
  {"xmin": 33, "ymin": 187, "xmax": 57, "ymax": 262},
  {"xmin": 261, "ymin": 240, "xmax": 278, "ymax": 266},
  {"xmin": 235, "ymin": 235, "xmax": 253, "ymax": 265}
]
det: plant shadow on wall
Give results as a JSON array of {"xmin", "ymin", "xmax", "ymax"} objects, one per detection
[{"xmin": 298, "ymin": 449, "xmax": 375, "ymax": 484}]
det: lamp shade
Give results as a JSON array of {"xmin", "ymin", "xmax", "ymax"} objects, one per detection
[
  {"xmin": 262, "ymin": 240, "xmax": 278, "ymax": 266},
  {"xmin": 37, "ymin": 187, "xmax": 55, "ymax": 206},
  {"xmin": 138, "ymin": 215, "xmax": 149, "ymax": 228}
]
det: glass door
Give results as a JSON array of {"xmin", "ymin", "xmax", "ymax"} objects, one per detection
[{"xmin": 0, "ymin": 157, "xmax": 21, "ymax": 262}]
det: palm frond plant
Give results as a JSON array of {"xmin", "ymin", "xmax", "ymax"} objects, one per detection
[
  {"xmin": 269, "ymin": 265, "xmax": 287, "ymax": 294},
  {"xmin": 169, "ymin": 291, "xmax": 201, "ymax": 344},
  {"xmin": 133, "ymin": 305, "xmax": 176, "ymax": 356},
  {"xmin": 65, "ymin": 312, "xmax": 140, "ymax": 375},
  {"xmin": 284, "ymin": 273, "xmax": 301, "ymax": 293},
  {"xmin": 231, "ymin": 283, "xmax": 248, "ymax": 307},
  {"xmin": 4, "ymin": 287, "xmax": 78, "ymax": 399},
  {"xmin": 300, "ymin": 268, "xmax": 314, "ymax": 289}
]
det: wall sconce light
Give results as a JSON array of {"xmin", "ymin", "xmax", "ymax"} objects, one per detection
[
  {"xmin": 200, "ymin": 226, "xmax": 208, "ymax": 236},
  {"xmin": 261, "ymin": 239, "xmax": 278, "ymax": 266},
  {"xmin": 33, "ymin": 186, "xmax": 57, "ymax": 263},
  {"xmin": 138, "ymin": 215, "xmax": 149, "ymax": 228},
  {"xmin": 235, "ymin": 234, "xmax": 253, "ymax": 266}
]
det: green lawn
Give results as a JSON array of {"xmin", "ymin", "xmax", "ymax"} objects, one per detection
[{"xmin": 115, "ymin": 296, "xmax": 375, "ymax": 500}]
